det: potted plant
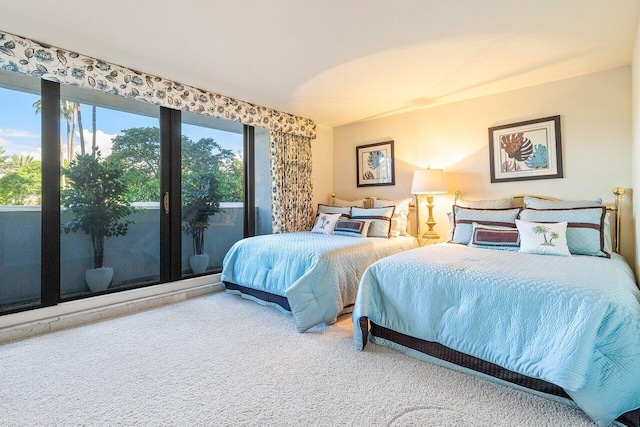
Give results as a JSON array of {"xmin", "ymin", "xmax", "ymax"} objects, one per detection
[
  {"xmin": 61, "ymin": 152, "xmax": 135, "ymax": 292},
  {"xmin": 182, "ymin": 172, "xmax": 222, "ymax": 274}
]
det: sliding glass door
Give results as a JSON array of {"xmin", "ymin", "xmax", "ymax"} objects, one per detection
[
  {"xmin": 0, "ymin": 71, "xmax": 42, "ymax": 313},
  {"xmin": 0, "ymin": 70, "xmax": 261, "ymax": 315},
  {"xmin": 59, "ymin": 85, "xmax": 161, "ymax": 298}
]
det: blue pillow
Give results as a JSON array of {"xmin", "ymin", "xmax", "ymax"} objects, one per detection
[
  {"xmin": 518, "ymin": 207, "xmax": 609, "ymax": 258},
  {"xmin": 452, "ymin": 206, "xmax": 521, "ymax": 245}
]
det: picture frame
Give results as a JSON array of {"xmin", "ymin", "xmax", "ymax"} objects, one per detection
[
  {"xmin": 356, "ymin": 141, "xmax": 395, "ymax": 187},
  {"xmin": 488, "ymin": 115, "xmax": 563, "ymax": 183}
]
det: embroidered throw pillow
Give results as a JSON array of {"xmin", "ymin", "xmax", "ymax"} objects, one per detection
[
  {"xmin": 374, "ymin": 198, "xmax": 412, "ymax": 237},
  {"xmin": 452, "ymin": 206, "xmax": 521, "ymax": 245},
  {"xmin": 519, "ymin": 206, "xmax": 608, "ymax": 258},
  {"xmin": 516, "ymin": 220, "xmax": 571, "ymax": 256},
  {"xmin": 468, "ymin": 222, "xmax": 520, "ymax": 251},
  {"xmin": 333, "ymin": 219, "xmax": 372, "ymax": 237},
  {"xmin": 351, "ymin": 206, "xmax": 395, "ymax": 238},
  {"xmin": 310, "ymin": 213, "xmax": 342, "ymax": 234}
]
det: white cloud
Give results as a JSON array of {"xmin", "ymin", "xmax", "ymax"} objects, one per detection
[
  {"xmin": 76, "ymin": 129, "xmax": 118, "ymax": 157},
  {"xmin": 0, "ymin": 128, "xmax": 40, "ymax": 138}
]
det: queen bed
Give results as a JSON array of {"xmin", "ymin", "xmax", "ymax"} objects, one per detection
[
  {"xmin": 353, "ymin": 189, "xmax": 640, "ymax": 426},
  {"xmin": 222, "ymin": 197, "xmax": 418, "ymax": 332}
]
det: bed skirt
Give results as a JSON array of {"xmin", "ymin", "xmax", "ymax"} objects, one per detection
[{"xmin": 360, "ymin": 318, "xmax": 640, "ymax": 427}]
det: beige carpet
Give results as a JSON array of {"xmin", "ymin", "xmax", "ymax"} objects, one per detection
[{"xmin": 0, "ymin": 291, "xmax": 595, "ymax": 426}]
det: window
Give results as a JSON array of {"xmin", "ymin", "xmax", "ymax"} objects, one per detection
[
  {"xmin": 0, "ymin": 71, "xmax": 261, "ymax": 315},
  {"xmin": 0, "ymin": 70, "xmax": 42, "ymax": 313}
]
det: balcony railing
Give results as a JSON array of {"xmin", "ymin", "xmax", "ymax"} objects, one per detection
[{"xmin": 0, "ymin": 203, "xmax": 244, "ymax": 308}]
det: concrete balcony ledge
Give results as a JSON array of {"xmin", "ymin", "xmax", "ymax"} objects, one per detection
[{"xmin": 0, "ymin": 275, "xmax": 222, "ymax": 345}]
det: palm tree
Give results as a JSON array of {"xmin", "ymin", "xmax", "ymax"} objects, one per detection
[
  {"xmin": 0, "ymin": 146, "xmax": 10, "ymax": 174},
  {"xmin": 9, "ymin": 154, "xmax": 34, "ymax": 169},
  {"xmin": 532, "ymin": 225, "xmax": 551, "ymax": 245}
]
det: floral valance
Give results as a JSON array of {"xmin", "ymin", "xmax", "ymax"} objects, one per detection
[{"xmin": 0, "ymin": 30, "xmax": 316, "ymax": 139}]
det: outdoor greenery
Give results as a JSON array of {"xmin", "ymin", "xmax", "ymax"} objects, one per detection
[
  {"xmin": 61, "ymin": 152, "xmax": 136, "ymax": 269},
  {"xmin": 0, "ymin": 127, "xmax": 243, "ymax": 206}
]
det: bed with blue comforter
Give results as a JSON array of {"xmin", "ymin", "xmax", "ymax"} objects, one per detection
[
  {"xmin": 221, "ymin": 232, "xmax": 417, "ymax": 332},
  {"xmin": 354, "ymin": 243, "xmax": 640, "ymax": 426}
]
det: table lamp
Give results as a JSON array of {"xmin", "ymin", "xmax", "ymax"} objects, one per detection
[{"xmin": 411, "ymin": 168, "xmax": 447, "ymax": 240}]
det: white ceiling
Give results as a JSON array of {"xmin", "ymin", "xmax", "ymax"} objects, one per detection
[{"xmin": 1, "ymin": 1, "xmax": 639, "ymax": 127}]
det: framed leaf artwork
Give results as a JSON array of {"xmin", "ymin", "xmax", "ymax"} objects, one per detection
[
  {"xmin": 488, "ymin": 115, "xmax": 563, "ymax": 183},
  {"xmin": 356, "ymin": 141, "xmax": 395, "ymax": 187}
]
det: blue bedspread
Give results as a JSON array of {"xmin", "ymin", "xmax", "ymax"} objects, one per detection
[
  {"xmin": 221, "ymin": 232, "xmax": 417, "ymax": 332},
  {"xmin": 353, "ymin": 243, "xmax": 640, "ymax": 426}
]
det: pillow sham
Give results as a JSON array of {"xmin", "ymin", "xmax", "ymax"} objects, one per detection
[
  {"xmin": 374, "ymin": 198, "xmax": 412, "ymax": 237},
  {"xmin": 317, "ymin": 204, "xmax": 351, "ymax": 218},
  {"xmin": 310, "ymin": 213, "xmax": 342, "ymax": 234},
  {"xmin": 332, "ymin": 197, "xmax": 365, "ymax": 208},
  {"xmin": 523, "ymin": 196, "xmax": 602, "ymax": 209},
  {"xmin": 516, "ymin": 220, "xmax": 571, "ymax": 256},
  {"xmin": 468, "ymin": 222, "xmax": 520, "ymax": 251},
  {"xmin": 351, "ymin": 206, "xmax": 395, "ymax": 238},
  {"xmin": 452, "ymin": 206, "xmax": 521, "ymax": 245},
  {"xmin": 518, "ymin": 206, "xmax": 609, "ymax": 258},
  {"xmin": 333, "ymin": 219, "xmax": 372, "ymax": 237},
  {"xmin": 457, "ymin": 197, "xmax": 514, "ymax": 209}
]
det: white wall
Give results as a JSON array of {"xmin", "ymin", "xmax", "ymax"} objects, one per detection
[
  {"xmin": 311, "ymin": 123, "xmax": 334, "ymax": 207},
  {"xmin": 333, "ymin": 68, "xmax": 634, "ymax": 265},
  {"xmin": 633, "ymin": 21, "xmax": 640, "ymax": 277}
]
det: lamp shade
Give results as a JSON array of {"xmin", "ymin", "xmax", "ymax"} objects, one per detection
[{"xmin": 411, "ymin": 168, "xmax": 447, "ymax": 194}]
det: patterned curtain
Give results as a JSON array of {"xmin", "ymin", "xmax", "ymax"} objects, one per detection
[
  {"xmin": 0, "ymin": 30, "xmax": 316, "ymax": 139},
  {"xmin": 270, "ymin": 131, "xmax": 314, "ymax": 233}
]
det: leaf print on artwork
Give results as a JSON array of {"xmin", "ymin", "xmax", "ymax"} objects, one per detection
[
  {"xmin": 500, "ymin": 132, "xmax": 533, "ymax": 172},
  {"xmin": 524, "ymin": 144, "xmax": 549, "ymax": 169},
  {"xmin": 366, "ymin": 150, "xmax": 385, "ymax": 178}
]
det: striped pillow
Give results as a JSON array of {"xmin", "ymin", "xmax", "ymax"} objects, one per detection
[
  {"xmin": 519, "ymin": 206, "xmax": 609, "ymax": 258},
  {"xmin": 452, "ymin": 206, "xmax": 522, "ymax": 245},
  {"xmin": 333, "ymin": 219, "xmax": 371, "ymax": 237},
  {"xmin": 351, "ymin": 206, "xmax": 395, "ymax": 238},
  {"xmin": 468, "ymin": 222, "xmax": 520, "ymax": 251}
]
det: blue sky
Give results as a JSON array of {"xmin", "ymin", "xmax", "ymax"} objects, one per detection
[{"xmin": 0, "ymin": 86, "xmax": 243, "ymax": 160}]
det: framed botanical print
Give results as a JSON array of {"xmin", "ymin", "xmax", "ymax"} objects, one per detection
[
  {"xmin": 356, "ymin": 141, "xmax": 395, "ymax": 187},
  {"xmin": 488, "ymin": 115, "xmax": 563, "ymax": 183}
]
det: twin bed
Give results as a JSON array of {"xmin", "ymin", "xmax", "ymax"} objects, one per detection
[
  {"xmin": 221, "ymin": 190, "xmax": 640, "ymax": 426},
  {"xmin": 221, "ymin": 196, "xmax": 418, "ymax": 332}
]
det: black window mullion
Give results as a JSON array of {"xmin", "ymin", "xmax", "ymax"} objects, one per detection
[
  {"xmin": 41, "ymin": 79, "xmax": 60, "ymax": 306},
  {"xmin": 159, "ymin": 107, "xmax": 182, "ymax": 282},
  {"xmin": 243, "ymin": 125, "xmax": 256, "ymax": 238}
]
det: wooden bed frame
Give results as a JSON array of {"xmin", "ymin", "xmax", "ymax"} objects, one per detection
[{"xmin": 359, "ymin": 187, "xmax": 638, "ymax": 426}]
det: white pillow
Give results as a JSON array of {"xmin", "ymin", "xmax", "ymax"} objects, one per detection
[
  {"xmin": 333, "ymin": 197, "xmax": 365, "ymax": 208},
  {"xmin": 516, "ymin": 220, "xmax": 571, "ymax": 256},
  {"xmin": 374, "ymin": 198, "xmax": 412, "ymax": 237},
  {"xmin": 311, "ymin": 213, "xmax": 342, "ymax": 234},
  {"xmin": 317, "ymin": 204, "xmax": 351, "ymax": 217},
  {"xmin": 457, "ymin": 197, "xmax": 514, "ymax": 209}
]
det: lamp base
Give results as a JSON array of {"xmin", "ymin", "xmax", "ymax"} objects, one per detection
[{"xmin": 422, "ymin": 230, "xmax": 440, "ymax": 240}]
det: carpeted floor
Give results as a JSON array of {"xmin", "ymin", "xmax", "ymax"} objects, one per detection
[{"xmin": 0, "ymin": 291, "xmax": 596, "ymax": 426}]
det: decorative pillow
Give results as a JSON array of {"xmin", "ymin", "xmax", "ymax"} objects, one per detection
[
  {"xmin": 310, "ymin": 213, "xmax": 342, "ymax": 234},
  {"xmin": 351, "ymin": 206, "xmax": 395, "ymax": 238},
  {"xmin": 457, "ymin": 197, "xmax": 514, "ymax": 209},
  {"xmin": 523, "ymin": 196, "xmax": 602, "ymax": 209},
  {"xmin": 333, "ymin": 197, "xmax": 365, "ymax": 208},
  {"xmin": 333, "ymin": 219, "xmax": 371, "ymax": 237},
  {"xmin": 374, "ymin": 198, "xmax": 412, "ymax": 237},
  {"xmin": 317, "ymin": 204, "xmax": 351, "ymax": 218},
  {"xmin": 518, "ymin": 207, "xmax": 609, "ymax": 258},
  {"xmin": 452, "ymin": 206, "xmax": 521, "ymax": 245},
  {"xmin": 468, "ymin": 222, "xmax": 520, "ymax": 251},
  {"xmin": 516, "ymin": 220, "xmax": 571, "ymax": 256}
]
